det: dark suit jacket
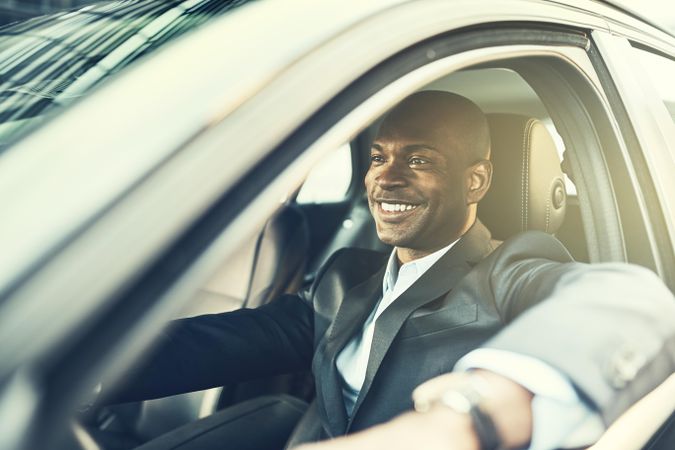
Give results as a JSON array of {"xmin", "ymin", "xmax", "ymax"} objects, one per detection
[{"xmin": 112, "ymin": 220, "xmax": 675, "ymax": 444}]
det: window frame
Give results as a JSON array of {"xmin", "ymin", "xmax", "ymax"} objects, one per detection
[
  {"xmin": 66, "ymin": 28, "xmax": 628, "ymax": 392},
  {"xmin": 590, "ymin": 30, "xmax": 675, "ymax": 289}
]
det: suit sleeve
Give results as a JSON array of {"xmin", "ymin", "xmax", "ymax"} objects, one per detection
[
  {"xmin": 106, "ymin": 293, "xmax": 314, "ymax": 404},
  {"xmin": 484, "ymin": 232, "xmax": 675, "ymax": 424}
]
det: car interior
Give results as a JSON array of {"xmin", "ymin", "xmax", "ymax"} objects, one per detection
[{"xmin": 79, "ymin": 63, "xmax": 598, "ymax": 450}]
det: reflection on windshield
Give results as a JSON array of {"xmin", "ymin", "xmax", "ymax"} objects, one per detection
[{"xmin": 0, "ymin": 0, "xmax": 251, "ymax": 153}]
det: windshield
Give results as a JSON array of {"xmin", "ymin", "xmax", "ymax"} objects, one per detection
[{"xmin": 0, "ymin": 0, "xmax": 251, "ymax": 154}]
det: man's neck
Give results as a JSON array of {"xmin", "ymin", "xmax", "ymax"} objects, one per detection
[
  {"xmin": 396, "ymin": 214, "xmax": 476, "ymax": 264},
  {"xmin": 394, "ymin": 238, "xmax": 461, "ymax": 269}
]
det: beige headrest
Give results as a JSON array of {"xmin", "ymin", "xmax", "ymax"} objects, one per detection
[{"xmin": 478, "ymin": 114, "xmax": 567, "ymax": 240}]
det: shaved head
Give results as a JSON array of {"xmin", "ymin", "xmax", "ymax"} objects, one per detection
[{"xmin": 379, "ymin": 91, "xmax": 491, "ymax": 162}]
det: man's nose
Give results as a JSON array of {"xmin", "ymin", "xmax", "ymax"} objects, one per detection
[{"xmin": 376, "ymin": 160, "xmax": 408, "ymax": 189}]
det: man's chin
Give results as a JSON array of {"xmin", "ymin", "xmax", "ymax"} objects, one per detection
[{"xmin": 376, "ymin": 230, "xmax": 414, "ymax": 248}]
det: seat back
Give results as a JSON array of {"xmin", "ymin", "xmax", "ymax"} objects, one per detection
[{"xmin": 245, "ymin": 204, "xmax": 309, "ymax": 308}]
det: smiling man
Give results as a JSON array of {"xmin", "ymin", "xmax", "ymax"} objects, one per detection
[
  {"xmin": 366, "ymin": 91, "xmax": 491, "ymax": 262},
  {"xmin": 113, "ymin": 91, "xmax": 675, "ymax": 450}
]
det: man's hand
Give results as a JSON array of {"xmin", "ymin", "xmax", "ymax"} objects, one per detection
[
  {"xmin": 414, "ymin": 370, "xmax": 533, "ymax": 449},
  {"xmin": 296, "ymin": 407, "xmax": 478, "ymax": 450},
  {"xmin": 296, "ymin": 370, "xmax": 533, "ymax": 450}
]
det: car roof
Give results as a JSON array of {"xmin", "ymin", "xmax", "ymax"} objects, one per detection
[{"xmin": 598, "ymin": 0, "xmax": 675, "ymax": 37}]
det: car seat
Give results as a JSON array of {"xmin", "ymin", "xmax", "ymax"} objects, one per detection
[{"xmin": 478, "ymin": 113, "xmax": 568, "ymax": 240}]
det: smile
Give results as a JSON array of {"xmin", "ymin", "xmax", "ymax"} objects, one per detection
[{"xmin": 378, "ymin": 201, "xmax": 420, "ymax": 214}]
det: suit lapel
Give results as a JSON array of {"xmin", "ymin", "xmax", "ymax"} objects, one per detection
[
  {"xmin": 348, "ymin": 220, "xmax": 494, "ymax": 423},
  {"xmin": 314, "ymin": 264, "xmax": 385, "ymax": 436}
]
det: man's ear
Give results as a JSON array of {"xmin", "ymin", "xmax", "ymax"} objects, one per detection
[{"xmin": 466, "ymin": 159, "xmax": 492, "ymax": 204}]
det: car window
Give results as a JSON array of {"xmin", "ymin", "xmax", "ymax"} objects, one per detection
[
  {"xmin": 631, "ymin": 46, "xmax": 675, "ymax": 124},
  {"xmin": 0, "ymin": 0, "xmax": 251, "ymax": 153},
  {"xmin": 296, "ymin": 143, "xmax": 353, "ymax": 204}
]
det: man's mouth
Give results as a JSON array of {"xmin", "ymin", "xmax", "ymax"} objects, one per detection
[
  {"xmin": 380, "ymin": 202, "xmax": 419, "ymax": 212},
  {"xmin": 376, "ymin": 201, "xmax": 421, "ymax": 221}
]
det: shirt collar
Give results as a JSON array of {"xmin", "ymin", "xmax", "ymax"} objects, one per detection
[{"xmin": 382, "ymin": 237, "xmax": 460, "ymax": 296}]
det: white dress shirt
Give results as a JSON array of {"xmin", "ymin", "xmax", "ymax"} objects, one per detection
[
  {"xmin": 336, "ymin": 239, "xmax": 458, "ymax": 414},
  {"xmin": 335, "ymin": 241, "xmax": 604, "ymax": 449}
]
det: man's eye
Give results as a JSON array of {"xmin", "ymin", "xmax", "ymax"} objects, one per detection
[
  {"xmin": 370, "ymin": 154, "xmax": 385, "ymax": 164},
  {"xmin": 409, "ymin": 157, "xmax": 428, "ymax": 166}
]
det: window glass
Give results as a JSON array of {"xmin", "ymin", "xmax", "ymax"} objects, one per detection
[
  {"xmin": 0, "ymin": 0, "xmax": 252, "ymax": 154},
  {"xmin": 296, "ymin": 143, "xmax": 352, "ymax": 203},
  {"xmin": 632, "ymin": 47, "xmax": 675, "ymax": 124}
]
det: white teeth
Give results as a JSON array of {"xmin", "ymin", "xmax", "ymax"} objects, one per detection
[{"xmin": 381, "ymin": 202, "xmax": 417, "ymax": 212}]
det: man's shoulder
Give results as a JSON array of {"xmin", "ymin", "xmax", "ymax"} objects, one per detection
[
  {"xmin": 494, "ymin": 230, "xmax": 573, "ymax": 259},
  {"xmin": 476, "ymin": 230, "xmax": 575, "ymax": 273}
]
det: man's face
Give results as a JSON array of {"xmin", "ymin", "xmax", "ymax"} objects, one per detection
[{"xmin": 365, "ymin": 110, "xmax": 472, "ymax": 256}]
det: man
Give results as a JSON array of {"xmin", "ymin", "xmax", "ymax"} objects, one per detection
[{"xmin": 112, "ymin": 91, "xmax": 675, "ymax": 450}]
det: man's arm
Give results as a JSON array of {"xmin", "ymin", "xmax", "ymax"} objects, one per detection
[
  {"xmin": 469, "ymin": 231, "xmax": 675, "ymax": 424},
  {"xmin": 105, "ymin": 293, "xmax": 314, "ymax": 404},
  {"xmin": 296, "ymin": 370, "xmax": 531, "ymax": 450},
  {"xmin": 488, "ymin": 260, "xmax": 675, "ymax": 424},
  {"xmin": 102, "ymin": 246, "xmax": 371, "ymax": 405}
]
